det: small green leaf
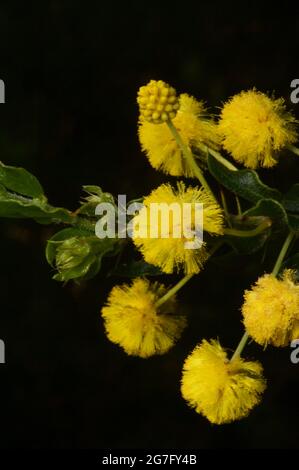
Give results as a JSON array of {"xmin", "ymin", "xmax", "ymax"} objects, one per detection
[
  {"xmin": 222, "ymin": 212, "xmax": 271, "ymax": 254},
  {"xmin": 244, "ymin": 199, "xmax": 288, "ymax": 235},
  {"xmin": 207, "ymin": 154, "xmax": 282, "ymax": 203},
  {"xmin": 282, "ymin": 184, "xmax": 299, "ymax": 212},
  {"xmin": 222, "ymin": 199, "xmax": 288, "ymax": 254},
  {"xmin": 287, "ymin": 214, "xmax": 299, "ymax": 233},
  {"xmin": 0, "ymin": 191, "xmax": 74, "ymax": 223},
  {"xmin": 0, "ymin": 162, "xmax": 44, "ymax": 198}
]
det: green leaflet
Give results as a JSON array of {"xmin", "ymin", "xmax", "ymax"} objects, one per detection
[
  {"xmin": 244, "ymin": 199, "xmax": 289, "ymax": 235},
  {"xmin": 0, "ymin": 166, "xmax": 73, "ymax": 223},
  {"xmin": 221, "ymin": 199, "xmax": 288, "ymax": 254},
  {"xmin": 287, "ymin": 214, "xmax": 299, "ymax": 233},
  {"xmin": 222, "ymin": 215, "xmax": 271, "ymax": 254},
  {"xmin": 207, "ymin": 154, "xmax": 282, "ymax": 203},
  {"xmin": 282, "ymin": 183, "xmax": 299, "ymax": 213},
  {"xmin": 0, "ymin": 162, "xmax": 44, "ymax": 198},
  {"xmin": 0, "ymin": 189, "xmax": 74, "ymax": 223}
]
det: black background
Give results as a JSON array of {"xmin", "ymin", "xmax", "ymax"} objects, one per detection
[{"xmin": 0, "ymin": 1, "xmax": 299, "ymax": 449}]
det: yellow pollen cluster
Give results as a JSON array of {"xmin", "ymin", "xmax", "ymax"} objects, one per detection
[
  {"xmin": 101, "ymin": 278, "xmax": 186, "ymax": 358},
  {"xmin": 218, "ymin": 89, "xmax": 298, "ymax": 169},
  {"xmin": 181, "ymin": 339, "xmax": 266, "ymax": 424},
  {"xmin": 132, "ymin": 182, "xmax": 224, "ymax": 274},
  {"xmin": 138, "ymin": 94, "xmax": 220, "ymax": 177},
  {"xmin": 242, "ymin": 270, "xmax": 299, "ymax": 347},
  {"xmin": 137, "ymin": 80, "xmax": 180, "ymax": 124}
]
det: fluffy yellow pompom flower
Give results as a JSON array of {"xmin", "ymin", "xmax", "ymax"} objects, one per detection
[
  {"xmin": 242, "ymin": 270, "xmax": 299, "ymax": 347},
  {"xmin": 218, "ymin": 89, "xmax": 298, "ymax": 169},
  {"xmin": 139, "ymin": 94, "xmax": 220, "ymax": 176},
  {"xmin": 132, "ymin": 182, "xmax": 223, "ymax": 274},
  {"xmin": 137, "ymin": 80, "xmax": 180, "ymax": 124},
  {"xmin": 101, "ymin": 278, "xmax": 186, "ymax": 358},
  {"xmin": 181, "ymin": 339, "xmax": 266, "ymax": 424}
]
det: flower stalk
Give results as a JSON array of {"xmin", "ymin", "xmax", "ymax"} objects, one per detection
[
  {"xmin": 223, "ymin": 219, "xmax": 271, "ymax": 238},
  {"xmin": 166, "ymin": 119, "xmax": 217, "ymax": 201},
  {"xmin": 155, "ymin": 242, "xmax": 223, "ymax": 308},
  {"xmin": 197, "ymin": 142, "xmax": 238, "ymax": 171}
]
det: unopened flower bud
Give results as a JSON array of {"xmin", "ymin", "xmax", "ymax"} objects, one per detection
[{"xmin": 137, "ymin": 80, "xmax": 179, "ymax": 124}]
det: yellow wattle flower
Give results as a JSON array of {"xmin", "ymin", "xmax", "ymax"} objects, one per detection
[
  {"xmin": 132, "ymin": 182, "xmax": 224, "ymax": 274},
  {"xmin": 242, "ymin": 270, "xmax": 299, "ymax": 347},
  {"xmin": 218, "ymin": 89, "xmax": 298, "ymax": 169},
  {"xmin": 139, "ymin": 93, "xmax": 220, "ymax": 177},
  {"xmin": 137, "ymin": 80, "xmax": 179, "ymax": 124},
  {"xmin": 101, "ymin": 278, "xmax": 186, "ymax": 358},
  {"xmin": 181, "ymin": 339, "xmax": 266, "ymax": 424}
]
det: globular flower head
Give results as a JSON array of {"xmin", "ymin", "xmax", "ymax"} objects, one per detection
[
  {"xmin": 132, "ymin": 182, "xmax": 224, "ymax": 274},
  {"xmin": 181, "ymin": 339, "xmax": 266, "ymax": 424},
  {"xmin": 139, "ymin": 94, "xmax": 220, "ymax": 176},
  {"xmin": 137, "ymin": 80, "xmax": 179, "ymax": 124},
  {"xmin": 218, "ymin": 89, "xmax": 298, "ymax": 169},
  {"xmin": 101, "ymin": 278, "xmax": 186, "ymax": 358},
  {"xmin": 242, "ymin": 270, "xmax": 299, "ymax": 347}
]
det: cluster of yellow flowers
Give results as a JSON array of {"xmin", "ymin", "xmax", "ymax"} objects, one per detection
[
  {"xmin": 139, "ymin": 83, "xmax": 297, "ymax": 171},
  {"xmin": 102, "ymin": 278, "xmax": 186, "ymax": 358},
  {"xmin": 132, "ymin": 181, "xmax": 223, "ymax": 274},
  {"xmin": 100, "ymin": 79, "xmax": 299, "ymax": 426},
  {"xmin": 219, "ymin": 90, "xmax": 297, "ymax": 168},
  {"xmin": 242, "ymin": 270, "xmax": 299, "ymax": 347},
  {"xmin": 139, "ymin": 93, "xmax": 220, "ymax": 176},
  {"xmin": 181, "ymin": 340, "xmax": 266, "ymax": 424}
]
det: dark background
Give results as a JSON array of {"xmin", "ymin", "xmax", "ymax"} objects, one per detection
[{"xmin": 0, "ymin": 1, "xmax": 299, "ymax": 449}]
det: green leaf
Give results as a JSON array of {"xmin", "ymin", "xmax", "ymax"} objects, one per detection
[
  {"xmin": 0, "ymin": 162, "xmax": 44, "ymax": 198},
  {"xmin": 0, "ymin": 166, "xmax": 74, "ymax": 224},
  {"xmin": 282, "ymin": 184, "xmax": 299, "ymax": 212},
  {"xmin": 0, "ymin": 190, "xmax": 73, "ymax": 223},
  {"xmin": 244, "ymin": 199, "xmax": 288, "ymax": 235},
  {"xmin": 109, "ymin": 259, "xmax": 162, "ymax": 277},
  {"xmin": 287, "ymin": 214, "xmax": 299, "ymax": 233},
  {"xmin": 223, "ymin": 228, "xmax": 270, "ymax": 255},
  {"xmin": 276, "ymin": 184, "xmax": 299, "ymax": 231},
  {"xmin": 207, "ymin": 154, "xmax": 282, "ymax": 203},
  {"xmin": 222, "ymin": 199, "xmax": 288, "ymax": 254},
  {"xmin": 222, "ymin": 211, "xmax": 271, "ymax": 254}
]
